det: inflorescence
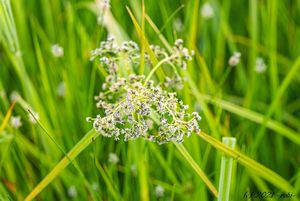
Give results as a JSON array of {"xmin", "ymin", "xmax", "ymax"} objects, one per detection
[{"xmin": 87, "ymin": 37, "xmax": 201, "ymax": 144}]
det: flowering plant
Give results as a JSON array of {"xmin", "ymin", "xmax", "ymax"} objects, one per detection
[{"xmin": 87, "ymin": 37, "xmax": 201, "ymax": 144}]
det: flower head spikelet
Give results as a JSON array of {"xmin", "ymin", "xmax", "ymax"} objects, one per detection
[
  {"xmin": 173, "ymin": 18, "xmax": 183, "ymax": 32},
  {"xmin": 67, "ymin": 186, "xmax": 77, "ymax": 198},
  {"xmin": 51, "ymin": 44, "xmax": 64, "ymax": 58},
  {"xmin": 91, "ymin": 37, "xmax": 193, "ymax": 77},
  {"xmin": 87, "ymin": 74, "xmax": 201, "ymax": 144},
  {"xmin": 57, "ymin": 82, "xmax": 66, "ymax": 98},
  {"xmin": 108, "ymin": 152, "xmax": 119, "ymax": 164},
  {"xmin": 92, "ymin": 182, "xmax": 99, "ymax": 191},
  {"xmin": 228, "ymin": 52, "xmax": 241, "ymax": 66},
  {"xmin": 10, "ymin": 91, "xmax": 20, "ymax": 102},
  {"xmin": 155, "ymin": 185, "xmax": 165, "ymax": 198},
  {"xmin": 201, "ymin": 2, "xmax": 214, "ymax": 19},
  {"xmin": 255, "ymin": 57, "xmax": 267, "ymax": 73},
  {"xmin": 10, "ymin": 116, "xmax": 22, "ymax": 129},
  {"xmin": 87, "ymin": 39, "xmax": 200, "ymax": 144}
]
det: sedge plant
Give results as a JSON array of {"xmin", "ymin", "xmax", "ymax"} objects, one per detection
[{"xmin": 1, "ymin": 0, "xmax": 300, "ymax": 201}]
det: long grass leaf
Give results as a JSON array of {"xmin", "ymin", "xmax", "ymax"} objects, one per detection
[
  {"xmin": 24, "ymin": 129, "xmax": 98, "ymax": 201},
  {"xmin": 0, "ymin": 101, "xmax": 16, "ymax": 133},
  {"xmin": 197, "ymin": 131, "xmax": 296, "ymax": 194},
  {"xmin": 174, "ymin": 143, "xmax": 218, "ymax": 198}
]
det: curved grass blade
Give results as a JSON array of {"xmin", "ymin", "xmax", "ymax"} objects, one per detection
[
  {"xmin": 174, "ymin": 143, "xmax": 218, "ymax": 198},
  {"xmin": 0, "ymin": 101, "xmax": 16, "ymax": 133},
  {"xmin": 197, "ymin": 131, "xmax": 296, "ymax": 194},
  {"xmin": 185, "ymin": 76, "xmax": 300, "ymax": 146},
  {"xmin": 144, "ymin": 12, "xmax": 300, "ymax": 146},
  {"xmin": 24, "ymin": 129, "xmax": 98, "ymax": 201},
  {"xmin": 126, "ymin": 6, "xmax": 165, "ymax": 82}
]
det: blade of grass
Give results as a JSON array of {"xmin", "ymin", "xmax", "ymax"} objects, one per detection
[
  {"xmin": 159, "ymin": 4, "xmax": 184, "ymax": 33},
  {"xmin": 27, "ymin": 109, "xmax": 98, "ymax": 200},
  {"xmin": 95, "ymin": 160, "xmax": 123, "ymax": 201},
  {"xmin": 186, "ymin": 82, "xmax": 300, "ymax": 146},
  {"xmin": 139, "ymin": 0, "xmax": 145, "ymax": 74},
  {"xmin": 174, "ymin": 143, "xmax": 218, "ymax": 198},
  {"xmin": 0, "ymin": 101, "xmax": 16, "ymax": 133},
  {"xmin": 145, "ymin": 13, "xmax": 221, "ymax": 137},
  {"xmin": 197, "ymin": 131, "xmax": 296, "ymax": 194},
  {"xmin": 253, "ymin": 56, "xmax": 300, "ymax": 149},
  {"xmin": 217, "ymin": 137, "xmax": 236, "ymax": 201},
  {"xmin": 148, "ymin": 143, "xmax": 179, "ymax": 184},
  {"xmin": 24, "ymin": 129, "xmax": 98, "ymax": 201},
  {"xmin": 126, "ymin": 6, "xmax": 165, "ymax": 82},
  {"xmin": 145, "ymin": 14, "xmax": 172, "ymax": 52},
  {"xmin": 137, "ymin": 146, "xmax": 149, "ymax": 201},
  {"xmin": 228, "ymin": 34, "xmax": 291, "ymax": 68},
  {"xmin": 244, "ymin": 0, "xmax": 258, "ymax": 107}
]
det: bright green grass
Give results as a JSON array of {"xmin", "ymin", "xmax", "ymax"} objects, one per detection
[{"xmin": 1, "ymin": 0, "xmax": 300, "ymax": 200}]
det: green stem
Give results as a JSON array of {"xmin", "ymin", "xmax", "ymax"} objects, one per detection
[
  {"xmin": 144, "ymin": 55, "xmax": 177, "ymax": 85},
  {"xmin": 217, "ymin": 137, "xmax": 236, "ymax": 201}
]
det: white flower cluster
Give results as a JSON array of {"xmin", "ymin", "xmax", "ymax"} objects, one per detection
[
  {"xmin": 90, "ymin": 37, "xmax": 194, "ymax": 75},
  {"xmin": 228, "ymin": 52, "xmax": 241, "ymax": 66},
  {"xmin": 51, "ymin": 44, "xmax": 64, "ymax": 58},
  {"xmin": 108, "ymin": 152, "xmax": 119, "ymax": 164},
  {"xmin": 87, "ymin": 37, "xmax": 199, "ymax": 144},
  {"xmin": 201, "ymin": 2, "xmax": 214, "ymax": 19},
  {"xmin": 10, "ymin": 116, "xmax": 22, "ymax": 128},
  {"xmin": 255, "ymin": 57, "xmax": 267, "ymax": 73},
  {"xmin": 155, "ymin": 185, "xmax": 165, "ymax": 198},
  {"xmin": 87, "ymin": 73, "xmax": 201, "ymax": 144}
]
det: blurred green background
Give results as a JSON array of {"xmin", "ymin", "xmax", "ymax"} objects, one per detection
[{"xmin": 1, "ymin": 0, "xmax": 300, "ymax": 200}]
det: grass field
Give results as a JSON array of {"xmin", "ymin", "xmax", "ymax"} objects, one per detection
[{"xmin": 1, "ymin": 0, "xmax": 300, "ymax": 200}]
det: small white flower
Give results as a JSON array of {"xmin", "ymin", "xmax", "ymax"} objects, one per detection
[
  {"xmin": 155, "ymin": 185, "xmax": 165, "ymax": 198},
  {"xmin": 68, "ymin": 186, "xmax": 77, "ymax": 198},
  {"xmin": 57, "ymin": 82, "xmax": 66, "ymax": 98},
  {"xmin": 228, "ymin": 52, "xmax": 241, "ymax": 66},
  {"xmin": 255, "ymin": 57, "xmax": 267, "ymax": 73},
  {"xmin": 103, "ymin": 0, "xmax": 110, "ymax": 9},
  {"xmin": 92, "ymin": 182, "xmax": 99, "ymax": 191},
  {"xmin": 96, "ymin": 0, "xmax": 110, "ymax": 11},
  {"xmin": 146, "ymin": 119, "xmax": 154, "ymax": 129},
  {"xmin": 173, "ymin": 18, "xmax": 183, "ymax": 32},
  {"xmin": 10, "ymin": 91, "xmax": 19, "ymax": 102},
  {"xmin": 28, "ymin": 111, "xmax": 39, "ymax": 124},
  {"xmin": 108, "ymin": 153, "xmax": 119, "ymax": 164},
  {"xmin": 10, "ymin": 116, "xmax": 22, "ymax": 129},
  {"xmin": 201, "ymin": 2, "xmax": 214, "ymax": 19},
  {"xmin": 51, "ymin": 44, "xmax": 64, "ymax": 58},
  {"xmin": 130, "ymin": 164, "xmax": 137, "ymax": 176}
]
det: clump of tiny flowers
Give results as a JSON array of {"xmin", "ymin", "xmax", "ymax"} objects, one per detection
[
  {"xmin": 10, "ymin": 116, "xmax": 22, "ymax": 129},
  {"xmin": 87, "ymin": 38, "xmax": 200, "ymax": 144},
  {"xmin": 51, "ymin": 44, "xmax": 64, "ymax": 58},
  {"xmin": 255, "ymin": 57, "xmax": 267, "ymax": 73},
  {"xmin": 155, "ymin": 185, "xmax": 165, "ymax": 198},
  {"xmin": 201, "ymin": 2, "xmax": 214, "ymax": 19},
  {"xmin": 228, "ymin": 52, "xmax": 241, "ymax": 67},
  {"xmin": 90, "ymin": 37, "xmax": 194, "ymax": 88},
  {"xmin": 67, "ymin": 186, "xmax": 77, "ymax": 198},
  {"xmin": 87, "ymin": 74, "xmax": 201, "ymax": 144}
]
